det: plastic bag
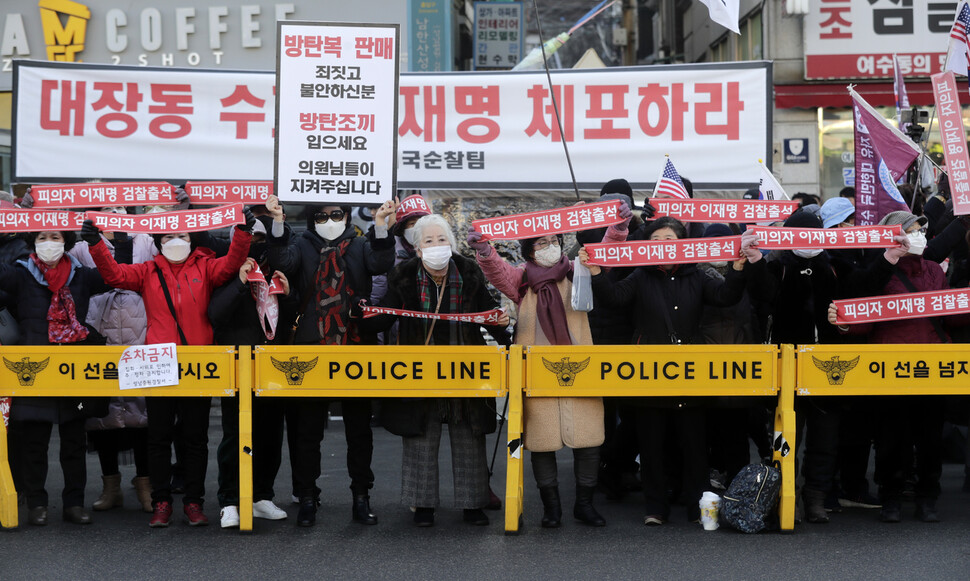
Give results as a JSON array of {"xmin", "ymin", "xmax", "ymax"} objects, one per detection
[{"xmin": 571, "ymin": 257, "xmax": 593, "ymax": 312}]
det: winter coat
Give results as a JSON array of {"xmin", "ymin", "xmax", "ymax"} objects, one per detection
[
  {"xmin": 370, "ymin": 253, "xmax": 500, "ymax": 437},
  {"xmin": 0, "ymin": 234, "xmax": 30, "ymax": 308},
  {"xmin": 85, "ymin": 397, "xmax": 148, "ymax": 430},
  {"xmin": 755, "ymin": 251, "xmax": 841, "ymax": 345},
  {"xmin": 696, "ymin": 263, "xmax": 760, "ymax": 345},
  {"xmin": 89, "ymin": 231, "xmax": 251, "ymax": 346},
  {"xmin": 2, "ymin": 254, "xmax": 111, "ymax": 424},
  {"xmin": 208, "ymin": 272, "xmax": 296, "ymax": 347},
  {"xmin": 267, "ymin": 223, "xmax": 394, "ymax": 345}
]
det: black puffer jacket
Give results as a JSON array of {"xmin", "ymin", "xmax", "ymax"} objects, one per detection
[
  {"xmin": 267, "ymin": 222, "xmax": 394, "ymax": 345},
  {"xmin": 754, "ymin": 251, "xmax": 840, "ymax": 345},
  {"xmin": 208, "ymin": 273, "xmax": 296, "ymax": 346}
]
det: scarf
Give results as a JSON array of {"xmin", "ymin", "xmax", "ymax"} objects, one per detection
[
  {"xmin": 31, "ymin": 254, "xmax": 89, "ymax": 344},
  {"xmin": 248, "ymin": 263, "xmax": 280, "ymax": 341},
  {"xmin": 417, "ymin": 259, "xmax": 463, "ymax": 345},
  {"xmin": 315, "ymin": 239, "xmax": 359, "ymax": 345},
  {"xmin": 521, "ymin": 254, "xmax": 572, "ymax": 346}
]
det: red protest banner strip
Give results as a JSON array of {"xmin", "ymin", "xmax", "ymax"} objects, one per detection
[
  {"xmin": 472, "ymin": 200, "xmax": 622, "ymax": 241},
  {"xmin": 30, "ymin": 182, "xmax": 175, "ymax": 209},
  {"xmin": 932, "ymin": 72, "xmax": 970, "ymax": 216},
  {"xmin": 184, "ymin": 181, "xmax": 273, "ymax": 205},
  {"xmin": 835, "ymin": 288, "xmax": 970, "ymax": 325},
  {"xmin": 87, "ymin": 204, "xmax": 243, "ymax": 233},
  {"xmin": 747, "ymin": 225, "xmax": 901, "ymax": 250},
  {"xmin": 585, "ymin": 237, "xmax": 742, "ymax": 267},
  {"xmin": 0, "ymin": 209, "xmax": 86, "ymax": 233},
  {"xmin": 361, "ymin": 305, "xmax": 505, "ymax": 325},
  {"xmin": 652, "ymin": 199, "xmax": 799, "ymax": 223}
]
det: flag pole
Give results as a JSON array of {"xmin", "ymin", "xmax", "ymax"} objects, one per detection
[{"xmin": 909, "ymin": 52, "xmax": 951, "ymax": 211}]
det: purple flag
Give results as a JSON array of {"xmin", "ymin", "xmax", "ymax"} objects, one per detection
[{"xmin": 851, "ymin": 90, "xmax": 920, "ymax": 225}]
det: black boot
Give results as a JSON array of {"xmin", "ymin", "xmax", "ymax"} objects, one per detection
[
  {"xmin": 538, "ymin": 486, "xmax": 562, "ymax": 528},
  {"xmin": 573, "ymin": 485, "xmax": 606, "ymax": 527},
  {"xmin": 297, "ymin": 498, "xmax": 318, "ymax": 527},
  {"xmin": 352, "ymin": 494, "xmax": 378, "ymax": 525},
  {"xmin": 803, "ymin": 489, "xmax": 830, "ymax": 524}
]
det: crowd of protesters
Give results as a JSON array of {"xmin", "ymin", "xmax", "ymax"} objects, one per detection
[{"xmin": 2, "ymin": 174, "xmax": 968, "ymax": 531}]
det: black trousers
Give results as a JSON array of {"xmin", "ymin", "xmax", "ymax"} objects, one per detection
[
  {"xmin": 217, "ymin": 395, "xmax": 285, "ymax": 507},
  {"xmin": 635, "ymin": 406, "xmax": 707, "ymax": 521},
  {"xmin": 875, "ymin": 396, "xmax": 944, "ymax": 502},
  {"xmin": 9, "ymin": 417, "xmax": 87, "ymax": 508},
  {"xmin": 837, "ymin": 397, "xmax": 876, "ymax": 497},
  {"xmin": 88, "ymin": 427, "xmax": 149, "ymax": 476},
  {"xmin": 291, "ymin": 398, "xmax": 374, "ymax": 501},
  {"xmin": 795, "ymin": 399, "xmax": 841, "ymax": 495},
  {"xmin": 147, "ymin": 396, "xmax": 211, "ymax": 506}
]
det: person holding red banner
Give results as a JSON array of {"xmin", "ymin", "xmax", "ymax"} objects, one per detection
[
  {"xmin": 79, "ymin": 208, "xmax": 255, "ymax": 528},
  {"xmin": 579, "ymin": 217, "xmax": 762, "ymax": 526},
  {"xmin": 264, "ymin": 195, "xmax": 396, "ymax": 528},
  {"xmin": 3, "ymin": 229, "xmax": 112, "ymax": 526},
  {"xmin": 467, "ymin": 201, "xmax": 633, "ymax": 529},
  {"xmin": 365, "ymin": 214, "xmax": 509, "ymax": 527}
]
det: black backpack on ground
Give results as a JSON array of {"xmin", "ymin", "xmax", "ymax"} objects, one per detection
[{"xmin": 720, "ymin": 462, "xmax": 782, "ymax": 533}]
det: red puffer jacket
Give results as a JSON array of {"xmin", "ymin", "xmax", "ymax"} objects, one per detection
[{"xmin": 89, "ymin": 231, "xmax": 250, "ymax": 345}]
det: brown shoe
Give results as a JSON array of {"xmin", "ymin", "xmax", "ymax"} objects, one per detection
[
  {"xmin": 132, "ymin": 476, "xmax": 153, "ymax": 513},
  {"xmin": 63, "ymin": 506, "xmax": 92, "ymax": 525},
  {"xmin": 28, "ymin": 506, "xmax": 48, "ymax": 526},
  {"xmin": 93, "ymin": 473, "xmax": 123, "ymax": 511}
]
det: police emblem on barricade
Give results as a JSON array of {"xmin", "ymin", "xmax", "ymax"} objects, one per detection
[
  {"xmin": 542, "ymin": 357, "xmax": 590, "ymax": 387},
  {"xmin": 811, "ymin": 355, "xmax": 859, "ymax": 385},
  {"xmin": 271, "ymin": 356, "xmax": 318, "ymax": 385},
  {"xmin": 3, "ymin": 357, "xmax": 50, "ymax": 386}
]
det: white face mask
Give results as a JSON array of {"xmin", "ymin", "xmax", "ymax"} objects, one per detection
[
  {"xmin": 709, "ymin": 261, "xmax": 729, "ymax": 268},
  {"xmin": 315, "ymin": 220, "xmax": 345, "ymax": 241},
  {"xmin": 907, "ymin": 231, "xmax": 926, "ymax": 255},
  {"xmin": 143, "ymin": 206, "xmax": 170, "ymax": 214},
  {"xmin": 35, "ymin": 240, "xmax": 64, "ymax": 264},
  {"xmin": 420, "ymin": 245, "xmax": 452, "ymax": 271},
  {"xmin": 161, "ymin": 238, "xmax": 192, "ymax": 263},
  {"xmin": 793, "ymin": 248, "xmax": 823, "ymax": 259},
  {"xmin": 534, "ymin": 245, "xmax": 562, "ymax": 268},
  {"xmin": 403, "ymin": 226, "xmax": 420, "ymax": 247}
]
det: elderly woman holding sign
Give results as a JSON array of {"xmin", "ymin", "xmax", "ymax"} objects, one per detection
[
  {"xmin": 579, "ymin": 216, "xmax": 762, "ymax": 526},
  {"xmin": 3, "ymin": 229, "xmax": 111, "ymax": 526},
  {"xmin": 80, "ymin": 208, "xmax": 255, "ymax": 528},
  {"xmin": 467, "ymin": 201, "xmax": 632, "ymax": 529},
  {"xmin": 365, "ymin": 214, "xmax": 509, "ymax": 527}
]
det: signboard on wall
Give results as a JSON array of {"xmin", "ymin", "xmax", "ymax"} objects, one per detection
[
  {"xmin": 472, "ymin": 2, "xmax": 523, "ymax": 70},
  {"xmin": 408, "ymin": 0, "xmax": 452, "ymax": 71}
]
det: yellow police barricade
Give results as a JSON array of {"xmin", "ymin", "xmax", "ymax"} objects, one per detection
[
  {"xmin": 244, "ymin": 345, "xmax": 508, "ymax": 533},
  {"xmin": 0, "ymin": 345, "xmax": 238, "ymax": 530},
  {"xmin": 506, "ymin": 344, "xmax": 796, "ymax": 533},
  {"xmin": 795, "ymin": 343, "xmax": 970, "ymax": 527}
]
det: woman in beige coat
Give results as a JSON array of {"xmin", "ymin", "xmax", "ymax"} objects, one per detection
[{"xmin": 467, "ymin": 204, "xmax": 630, "ymax": 527}]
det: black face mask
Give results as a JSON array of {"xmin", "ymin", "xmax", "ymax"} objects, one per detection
[{"xmin": 249, "ymin": 242, "xmax": 268, "ymax": 265}]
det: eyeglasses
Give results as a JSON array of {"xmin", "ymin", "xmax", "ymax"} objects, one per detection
[
  {"xmin": 910, "ymin": 226, "xmax": 928, "ymax": 235},
  {"xmin": 533, "ymin": 238, "xmax": 561, "ymax": 251},
  {"xmin": 314, "ymin": 210, "xmax": 345, "ymax": 223}
]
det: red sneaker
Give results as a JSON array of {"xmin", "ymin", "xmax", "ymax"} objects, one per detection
[
  {"xmin": 149, "ymin": 501, "xmax": 173, "ymax": 528},
  {"xmin": 183, "ymin": 502, "xmax": 209, "ymax": 526}
]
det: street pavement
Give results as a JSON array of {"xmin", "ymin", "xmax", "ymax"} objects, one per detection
[{"xmin": 2, "ymin": 408, "xmax": 970, "ymax": 581}]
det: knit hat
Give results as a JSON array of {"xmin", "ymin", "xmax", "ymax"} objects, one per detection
[
  {"xmin": 600, "ymin": 178, "xmax": 634, "ymax": 212},
  {"xmin": 703, "ymin": 223, "xmax": 733, "ymax": 238},
  {"xmin": 742, "ymin": 188, "xmax": 760, "ymax": 200},
  {"xmin": 878, "ymin": 210, "xmax": 927, "ymax": 231},
  {"xmin": 820, "ymin": 197, "xmax": 855, "ymax": 228},
  {"xmin": 783, "ymin": 207, "xmax": 823, "ymax": 229},
  {"xmin": 393, "ymin": 193, "xmax": 431, "ymax": 235}
]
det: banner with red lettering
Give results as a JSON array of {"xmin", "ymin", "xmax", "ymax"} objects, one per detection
[
  {"xmin": 472, "ymin": 200, "xmax": 622, "ymax": 241},
  {"xmin": 932, "ymin": 71, "xmax": 970, "ymax": 216},
  {"xmin": 585, "ymin": 237, "xmax": 741, "ymax": 267},
  {"xmin": 86, "ymin": 204, "xmax": 243, "ymax": 233},
  {"xmin": 184, "ymin": 182, "xmax": 273, "ymax": 205},
  {"xmin": 652, "ymin": 198, "xmax": 798, "ymax": 223},
  {"xmin": 29, "ymin": 182, "xmax": 176, "ymax": 209},
  {"xmin": 361, "ymin": 305, "xmax": 505, "ymax": 324},
  {"xmin": 13, "ymin": 60, "xmax": 770, "ymax": 190},
  {"xmin": 0, "ymin": 210, "xmax": 86, "ymax": 233},
  {"xmin": 834, "ymin": 288, "xmax": 970, "ymax": 325},
  {"xmin": 747, "ymin": 225, "xmax": 901, "ymax": 249}
]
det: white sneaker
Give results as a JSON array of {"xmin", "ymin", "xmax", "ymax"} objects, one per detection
[
  {"xmin": 220, "ymin": 506, "xmax": 240, "ymax": 529},
  {"xmin": 253, "ymin": 500, "xmax": 287, "ymax": 520}
]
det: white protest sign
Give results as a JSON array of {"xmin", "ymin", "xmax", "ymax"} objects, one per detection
[{"xmin": 118, "ymin": 343, "xmax": 179, "ymax": 390}]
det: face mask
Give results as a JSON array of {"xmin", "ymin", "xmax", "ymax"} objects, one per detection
[
  {"xmin": 420, "ymin": 245, "xmax": 452, "ymax": 271},
  {"xmin": 534, "ymin": 245, "xmax": 562, "ymax": 268},
  {"xmin": 161, "ymin": 238, "xmax": 191, "ymax": 263},
  {"xmin": 792, "ymin": 248, "xmax": 823, "ymax": 259},
  {"xmin": 103, "ymin": 207, "xmax": 127, "ymax": 215},
  {"xmin": 403, "ymin": 226, "xmax": 420, "ymax": 248},
  {"xmin": 907, "ymin": 231, "xmax": 926, "ymax": 255},
  {"xmin": 35, "ymin": 240, "xmax": 64, "ymax": 264},
  {"xmin": 249, "ymin": 242, "xmax": 268, "ymax": 263},
  {"xmin": 143, "ymin": 206, "xmax": 170, "ymax": 214},
  {"xmin": 709, "ymin": 261, "xmax": 729, "ymax": 268},
  {"xmin": 315, "ymin": 220, "xmax": 345, "ymax": 241}
]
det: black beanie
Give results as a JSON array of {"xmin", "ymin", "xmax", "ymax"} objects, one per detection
[
  {"xmin": 783, "ymin": 208, "xmax": 823, "ymax": 229},
  {"xmin": 600, "ymin": 178, "xmax": 633, "ymax": 198}
]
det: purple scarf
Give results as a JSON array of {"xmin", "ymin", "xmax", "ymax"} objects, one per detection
[{"xmin": 521, "ymin": 255, "xmax": 573, "ymax": 345}]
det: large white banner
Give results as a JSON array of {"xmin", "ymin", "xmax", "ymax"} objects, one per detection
[
  {"xmin": 275, "ymin": 21, "xmax": 399, "ymax": 205},
  {"xmin": 14, "ymin": 60, "xmax": 771, "ymax": 190}
]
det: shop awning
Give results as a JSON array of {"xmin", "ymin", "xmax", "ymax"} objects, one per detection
[{"xmin": 775, "ymin": 80, "xmax": 970, "ymax": 109}]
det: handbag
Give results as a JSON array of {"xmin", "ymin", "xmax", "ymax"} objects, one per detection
[{"xmin": 0, "ymin": 306, "xmax": 21, "ymax": 345}]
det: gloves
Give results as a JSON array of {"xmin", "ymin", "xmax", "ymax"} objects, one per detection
[
  {"xmin": 237, "ymin": 207, "xmax": 257, "ymax": 232},
  {"xmin": 467, "ymin": 229, "xmax": 492, "ymax": 257},
  {"xmin": 80, "ymin": 219, "xmax": 102, "ymax": 246},
  {"xmin": 617, "ymin": 202, "xmax": 633, "ymax": 229},
  {"xmin": 641, "ymin": 200, "xmax": 656, "ymax": 221},
  {"xmin": 883, "ymin": 235, "xmax": 910, "ymax": 264},
  {"xmin": 19, "ymin": 188, "xmax": 34, "ymax": 209},
  {"xmin": 174, "ymin": 186, "xmax": 191, "ymax": 210},
  {"xmin": 740, "ymin": 231, "xmax": 762, "ymax": 264}
]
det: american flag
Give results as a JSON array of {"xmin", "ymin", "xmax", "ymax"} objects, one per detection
[
  {"xmin": 946, "ymin": 1, "xmax": 970, "ymax": 81},
  {"xmin": 653, "ymin": 157, "xmax": 690, "ymax": 199}
]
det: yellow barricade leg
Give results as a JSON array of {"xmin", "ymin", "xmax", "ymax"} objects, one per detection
[
  {"xmin": 0, "ymin": 419, "xmax": 18, "ymax": 529},
  {"xmin": 238, "ymin": 346, "xmax": 253, "ymax": 533},
  {"xmin": 505, "ymin": 345, "xmax": 524, "ymax": 534},
  {"xmin": 775, "ymin": 344, "xmax": 797, "ymax": 532}
]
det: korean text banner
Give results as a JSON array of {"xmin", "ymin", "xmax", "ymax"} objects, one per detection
[
  {"xmin": 13, "ymin": 60, "xmax": 771, "ymax": 189},
  {"xmin": 30, "ymin": 182, "xmax": 176, "ymax": 209},
  {"xmin": 0, "ymin": 210, "xmax": 86, "ymax": 233},
  {"xmin": 472, "ymin": 200, "xmax": 622, "ymax": 241},
  {"xmin": 86, "ymin": 204, "xmax": 243, "ymax": 233},
  {"xmin": 585, "ymin": 237, "xmax": 741, "ymax": 267},
  {"xmin": 747, "ymin": 225, "xmax": 901, "ymax": 250},
  {"xmin": 184, "ymin": 181, "xmax": 273, "ymax": 205},
  {"xmin": 932, "ymin": 72, "xmax": 970, "ymax": 216},
  {"xmin": 835, "ymin": 288, "xmax": 970, "ymax": 325},
  {"xmin": 652, "ymin": 199, "xmax": 798, "ymax": 223}
]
